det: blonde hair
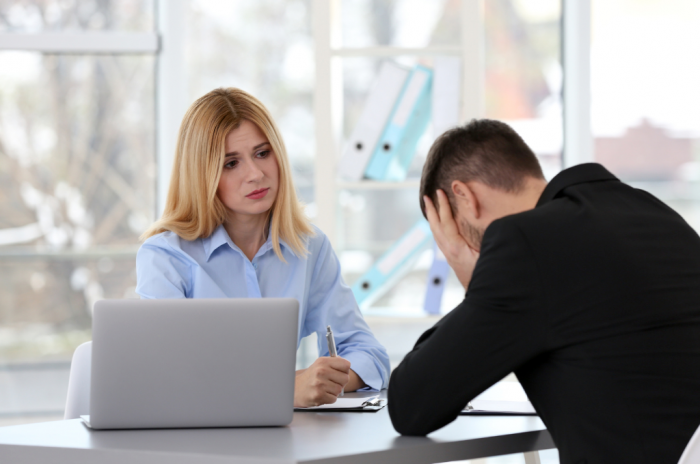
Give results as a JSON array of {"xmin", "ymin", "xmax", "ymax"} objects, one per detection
[{"xmin": 142, "ymin": 87, "xmax": 314, "ymax": 260}]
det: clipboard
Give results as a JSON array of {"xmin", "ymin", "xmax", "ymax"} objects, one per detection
[
  {"xmin": 295, "ymin": 396, "xmax": 386, "ymax": 413},
  {"xmin": 459, "ymin": 400, "xmax": 537, "ymax": 416}
]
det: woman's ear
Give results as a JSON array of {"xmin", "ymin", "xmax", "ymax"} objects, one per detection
[{"xmin": 451, "ymin": 180, "xmax": 481, "ymax": 219}]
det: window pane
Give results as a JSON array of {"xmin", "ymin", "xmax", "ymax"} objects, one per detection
[
  {"xmin": 591, "ymin": 0, "xmax": 700, "ymax": 230},
  {"xmin": 186, "ymin": 0, "xmax": 315, "ymax": 204},
  {"xmin": 0, "ymin": 257, "xmax": 137, "ymax": 358},
  {"xmin": 485, "ymin": 0, "xmax": 563, "ymax": 179},
  {"xmin": 340, "ymin": 0, "xmax": 459, "ymax": 48},
  {"xmin": 0, "ymin": 255, "xmax": 138, "ymax": 420},
  {"xmin": 0, "ymin": 0, "xmax": 155, "ymax": 32},
  {"xmin": 0, "ymin": 51, "xmax": 155, "ymax": 419},
  {"xmin": 0, "ymin": 52, "xmax": 156, "ymax": 251}
]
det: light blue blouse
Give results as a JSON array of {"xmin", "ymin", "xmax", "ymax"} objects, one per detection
[{"xmin": 135, "ymin": 224, "xmax": 390, "ymax": 390}]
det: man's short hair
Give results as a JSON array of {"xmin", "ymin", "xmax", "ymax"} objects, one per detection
[{"xmin": 419, "ymin": 119, "xmax": 545, "ymax": 218}]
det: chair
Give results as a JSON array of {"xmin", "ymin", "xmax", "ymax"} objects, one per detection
[
  {"xmin": 63, "ymin": 341, "xmax": 92, "ymax": 420},
  {"xmin": 679, "ymin": 423, "xmax": 700, "ymax": 464}
]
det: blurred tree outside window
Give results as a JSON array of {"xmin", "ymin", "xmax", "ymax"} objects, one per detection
[{"xmin": 0, "ymin": 0, "xmax": 155, "ymax": 422}]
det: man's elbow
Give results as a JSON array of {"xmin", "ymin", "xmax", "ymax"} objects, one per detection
[
  {"xmin": 389, "ymin": 400, "xmax": 452, "ymax": 436},
  {"xmin": 388, "ymin": 384, "xmax": 444, "ymax": 436},
  {"xmin": 389, "ymin": 407, "xmax": 430, "ymax": 436}
]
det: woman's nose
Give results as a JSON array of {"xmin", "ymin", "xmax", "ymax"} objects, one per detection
[{"xmin": 244, "ymin": 162, "xmax": 264, "ymax": 181}]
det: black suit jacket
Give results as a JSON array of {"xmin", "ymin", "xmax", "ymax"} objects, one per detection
[{"xmin": 389, "ymin": 164, "xmax": 700, "ymax": 464}]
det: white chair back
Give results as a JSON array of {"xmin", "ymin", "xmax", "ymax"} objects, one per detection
[
  {"xmin": 679, "ymin": 423, "xmax": 700, "ymax": 464},
  {"xmin": 63, "ymin": 341, "xmax": 92, "ymax": 420}
]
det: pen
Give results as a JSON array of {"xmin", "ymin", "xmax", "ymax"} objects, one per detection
[{"xmin": 326, "ymin": 325, "xmax": 343, "ymax": 396}]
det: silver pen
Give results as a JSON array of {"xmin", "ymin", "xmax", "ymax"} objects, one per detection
[{"xmin": 326, "ymin": 325, "xmax": 343, "ymax": 396}]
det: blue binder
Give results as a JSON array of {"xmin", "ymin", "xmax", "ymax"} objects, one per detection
[
  {"xmin": 423, "ymin": 242, "xmax": 450, "ymax": 315},
  {"xmin": 352, "ymin": 220, "xmax": 433, "ymax": 310},
  {"xmin": 364, "ymin": 65, "xmax": 433, "ymax": 181}
]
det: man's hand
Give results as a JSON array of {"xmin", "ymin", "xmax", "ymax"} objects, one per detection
[
  {"xmin": 294, "ymin": 356, "xmax": 351, "ymax": 407},
  {"xmin": 424, "ymin": 190, "xmax": 480, "ymax": 289}
]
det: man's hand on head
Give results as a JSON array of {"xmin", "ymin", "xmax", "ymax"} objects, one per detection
[{"xmin": 424, "ymin": 189, "xmax": 480, "ymax": 289}]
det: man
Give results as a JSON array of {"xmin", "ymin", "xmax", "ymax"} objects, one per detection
[{"xmin": 388, "ymin": 119, "xmax": 700, "ymax": 464}]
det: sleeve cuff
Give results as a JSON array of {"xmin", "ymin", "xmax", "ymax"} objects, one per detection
[{"xmin": 342, "ymin": 351, "xmax": 388, "ymax": 391}]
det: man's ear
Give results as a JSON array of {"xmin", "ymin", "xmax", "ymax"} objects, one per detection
[{"xmin": 451, "ymin": 180, "xmax": 481, "ymax": 219}]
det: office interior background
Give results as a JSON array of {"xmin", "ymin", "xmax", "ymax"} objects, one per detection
[{"xmin": 0, "ymin": 0, "xmax": 698, "ymax": 459}]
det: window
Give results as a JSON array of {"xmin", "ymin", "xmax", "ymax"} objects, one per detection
[
  {"xmin": 337, "ymin": 0, "xmax": 463, "ymax": 322},
  {"xmin": 325, "ymin": 1, "xmax": 562, "ymax": 377},
  {"xmin": 186, "ymin": 0, "xmax": 316, "ymax": 204},
  {"xmin": 335, "ymin": 0, "xmax": 562, "ymax": 319},
  {"xmin": 590, "ymin": 0, "xmax": 700, "ymax": 230},
  {"xmin": 485, "ymin": 0, "xmax": 562, "ymax": 179},
  {"xmin": 0, "ymin": 0, "xmax": 156, "ymax": 423}
]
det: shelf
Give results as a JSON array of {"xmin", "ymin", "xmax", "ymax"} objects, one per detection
[
  {"xmin": 336, "ymin": 179, "xmax": 421, "ymax": 190},
  {"xmin": 331, "ymin": 46, "xmax": 462, "ymax": 58},
  {"xmin": 0, "ymin": 246, "xmax": 139, "ymax": 260}
]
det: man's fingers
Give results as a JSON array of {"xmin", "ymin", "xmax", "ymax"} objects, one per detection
[
  {"xmin": 423, "ymin": 195, "xmax": 440, "ymax": 226},
  {"xmin": 435, "ymin": 190, "xmax": 459, "ymax": 233},
  {"xmin": 424, "ymin": 194, "xmax": 446, "ymax": 234},
  {"xmin": 424, "ymin": 195, "xmax": 451, "ymax": 253}
]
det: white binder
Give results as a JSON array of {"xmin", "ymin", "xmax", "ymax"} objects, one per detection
[
  {"xmin": 351, "ymin": 220, "xmax": 433, "ymax": 310},
  {"xmin": 337, "ymin": 61, "xmax": 410, "ymax": 181},
  {"xmin": 432, "ymin": 57, "xmax": 462, "ymax": 138}
]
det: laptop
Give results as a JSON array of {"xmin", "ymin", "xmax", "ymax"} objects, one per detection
[{"xmin": 81, "ymin": 298, "xmax": 299, "ymax": 430}]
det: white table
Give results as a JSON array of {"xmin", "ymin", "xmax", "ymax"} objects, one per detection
[{"xmin": 0, "ymin": 387, "xmax": 554, "ymax": 464}]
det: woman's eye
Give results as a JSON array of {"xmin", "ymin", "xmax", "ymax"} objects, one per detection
[
  {"xmin": 224, "ymin": 159, "xmax": 237, "ymax": 168},
  {"xmin": 256, "ymin": 150, "xmax": 270, "ymax": 158}
]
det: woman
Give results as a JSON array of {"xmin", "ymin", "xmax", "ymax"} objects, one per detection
[{"xmin": 136, "ymin": 88, "xmax": 390, "ymax": 407}]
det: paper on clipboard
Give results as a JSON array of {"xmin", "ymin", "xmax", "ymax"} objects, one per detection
[
  {"xmin": 461, "ymin": 400, "xmax": 536, "ymax": 416},
  {"xmin": 295, "ymin": 396, "xmax": 385, "ymax": 412}
]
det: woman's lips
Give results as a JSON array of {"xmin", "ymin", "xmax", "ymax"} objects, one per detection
[{"xmin": 246, "ymin": 188, "xmax": 269, "ymax": 199}]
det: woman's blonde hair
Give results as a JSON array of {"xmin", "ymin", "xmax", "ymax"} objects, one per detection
[{"xmin": 142, "ymin": 87, "xmax": 313, "ymax": 260}]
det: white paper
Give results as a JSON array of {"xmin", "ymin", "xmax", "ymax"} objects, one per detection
[
  {"xmin": 297, "ymin": 398, "xmax": 372, "ymax": 410},
  {"xmin": 464, "ymin": 400, "xmax": 536, "ymax": 414}
]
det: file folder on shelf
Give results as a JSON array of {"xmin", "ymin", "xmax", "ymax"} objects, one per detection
[
  {"xmin": 423, "ymin": 242, "xmax": 450, "ymax": 315},
  {"xmin": 432, "ymin": 57, "xmax": 461, "ymax": 138},
  {"xmin": 364, "ymin": 65, "xmax": 433, "ymax": 182},
  {"xmin": 337, "ymin": 61, "xmax": 410, "ymax": 181},
  {"xmin": 352, "ymin": 220, "xmax": 433, "ymax": 310}
]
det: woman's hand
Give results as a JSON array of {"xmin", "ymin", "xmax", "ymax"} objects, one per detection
[{"xmin": 294, "ymin": 357, "xmax": 351, "ymax": 407}]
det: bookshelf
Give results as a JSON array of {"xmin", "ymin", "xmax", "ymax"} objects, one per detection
[{"xmin": 312, "ymin": 0, "xmax": 485, "ymax": 246}]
